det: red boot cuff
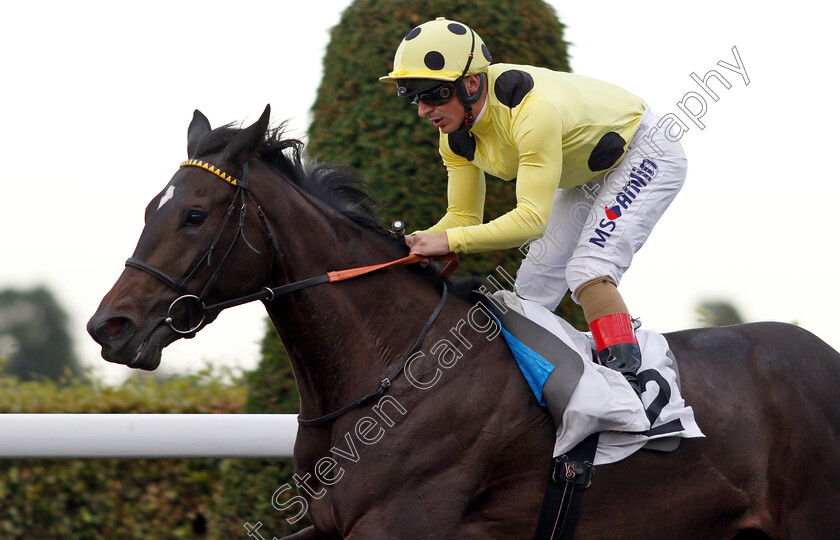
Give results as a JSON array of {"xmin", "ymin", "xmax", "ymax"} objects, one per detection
[{"xmin": 590, "ymin": 313, "xmax": 638, "ymax": 351}]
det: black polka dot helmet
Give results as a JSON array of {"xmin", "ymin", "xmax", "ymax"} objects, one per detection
[{"xmin": 379, "ymin": 17, "xmax": 492, "ymax": 86}]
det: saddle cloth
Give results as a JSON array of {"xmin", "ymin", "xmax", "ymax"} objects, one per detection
[{"xmin": 484, "ymin": 291, "xmax": 704, "ymax": 465}]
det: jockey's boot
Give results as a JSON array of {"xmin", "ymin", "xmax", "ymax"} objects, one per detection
[{"xmin": 589, "ymin": 313, "xmax": 642, "ymax": 395}]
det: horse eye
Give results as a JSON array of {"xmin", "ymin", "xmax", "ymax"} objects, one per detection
[{"xmin": 185, "ymin": 210, "xmax": 206, "ymax": 226}]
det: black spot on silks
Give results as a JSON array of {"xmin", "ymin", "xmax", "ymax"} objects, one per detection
[
  {"xmin": 448, "ymin": 132, "xmax": 476, "ymax": 161},
  {"xmin": 405, "ymin": 27, "xmax": 421, "ymax": 41},
  {"xmin": 424, "ymin": 51, "xmax": 445, "ymax": 71},
  {"xmin": 494, "ymin": 69, "xmax": 534, "ymax": 108},
  {"xmin": 481, "ymin": 44, "xmax": 492, "ymax": 63},
  {"xmin": 447, "ymin": 23, "xmax": 467, "ymax": 35},
  {"xmin": 588, "ymin": 132, "xmax": 627, "ymax": 171}
]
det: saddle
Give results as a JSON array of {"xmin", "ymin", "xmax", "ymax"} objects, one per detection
[
  {"xmin": 481, "ymin": 290, "xmax": 704, "ymax": 539},
  {"xmin": 482, "ymin": 290, "xmax": 703, "ymax": 463}
]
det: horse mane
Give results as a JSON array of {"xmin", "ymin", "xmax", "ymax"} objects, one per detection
[
  {"xmin": 193, "ymin": 123, "xmax": 393, "ymax": 236},
  {"xmin": 194, "ymin": 122, "xmax": 474, "ymax": 296}
]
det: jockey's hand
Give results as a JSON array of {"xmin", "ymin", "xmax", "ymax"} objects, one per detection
[{"xmin": 406, "ymin": 233, "xmax": 450, "ymax": 263}]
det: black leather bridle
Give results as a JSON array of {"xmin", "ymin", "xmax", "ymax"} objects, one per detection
[
  {"xmin": 125, "ymin": 158, "xmax": 452, "ymax": 427},
  {"xmin": 125, "ymin": 162, "xmax": 281, "ymax": 336}
]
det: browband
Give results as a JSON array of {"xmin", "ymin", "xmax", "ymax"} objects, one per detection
[{"xmin": 180, "ymin": 159, "xmax": 242, "ymax": 187}]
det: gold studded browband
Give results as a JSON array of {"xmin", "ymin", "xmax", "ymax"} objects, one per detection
[{"xmin": 180, "ymin": 159, "xmax": 241, "ymax": 187}]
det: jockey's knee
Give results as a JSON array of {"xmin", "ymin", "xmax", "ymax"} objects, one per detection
[
  {"xmin": 574, "ymin": 275, "xmax": 629, "ymax": 324},
  {"xmin": 566, "ymin": 259, "xmax": 622, "ymax": 305}
]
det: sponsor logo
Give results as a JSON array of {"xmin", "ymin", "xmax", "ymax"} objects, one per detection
[
  {"xmin": 564, "ymin": 461, "xmax": 583, "ymax": 479},
  {"xmin": 589, "ymin": 158, "xmax": 658, "ymax": 248}
]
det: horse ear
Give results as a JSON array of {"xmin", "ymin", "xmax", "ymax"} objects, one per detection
[
  {"xmin": 221, "ymin": 104, "xmax": 271, "ymax": 167},
  {"xmin": 187, "ymin": 110, "xmax": 212, "ymax": 158}
]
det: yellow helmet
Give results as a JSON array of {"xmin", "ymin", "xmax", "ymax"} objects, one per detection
[
  {"xmin": 379, "ymin": 17, "xmax": 492, "ymax": 85},
  {"xmin": 380, "ymin": 18, "xmax": 491, "ymax": 132}
]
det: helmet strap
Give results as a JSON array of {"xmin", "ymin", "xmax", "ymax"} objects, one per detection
[
  {"xmin": 453, "ymin": 27, "xmax": 485, "ymax": 133},
  {"xmin": 454, "ymin": 72, "xmax": 486, "ymax": 132}
]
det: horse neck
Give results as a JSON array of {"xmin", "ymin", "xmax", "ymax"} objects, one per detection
[{"xmin": 253, "ymin": 165, "xmax": 445, "ymax": 418}]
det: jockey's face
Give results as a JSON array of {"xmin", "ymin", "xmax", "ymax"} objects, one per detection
[
  {"xmin": 416, "ymin": 92, "xmax": 464, "ymax": 134},
  {"xmin": 415, "ymin": 75, "xmax": 484, "ymax": 134}
]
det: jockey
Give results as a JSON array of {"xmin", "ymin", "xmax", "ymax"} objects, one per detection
[{"xmin": 379, "ymin": 17, "xmax": 687, "ymax": 395}]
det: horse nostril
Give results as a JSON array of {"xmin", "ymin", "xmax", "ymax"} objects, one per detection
[
  {"xmin": 104, "ymin": 318, "xmax": 126, "ymax": 337},
  {"xmin": 89, "ymin": 315, "xmax": 135, "ymax": 347}
]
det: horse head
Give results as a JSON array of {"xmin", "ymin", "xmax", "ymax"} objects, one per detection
[{"xmin": 87, "ymin": 105, "xmax": 281, "ymax": 370}]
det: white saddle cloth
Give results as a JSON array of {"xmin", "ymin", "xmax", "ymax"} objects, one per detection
[{"xmin": 493, "ymin": 292, "xmax": 704, "ymax": 465}]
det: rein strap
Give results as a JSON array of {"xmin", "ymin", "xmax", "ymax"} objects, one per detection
[
  {"xmin": 328, "ymin": 253, "xmax": 459, "ymax": 282},
  {"xmin": 201, "ymin": 253, "xmax": 457, "ymax": 427},
  {"xmin": 203, "ymin": 253, "xmax": 458, "ymax": 316}
]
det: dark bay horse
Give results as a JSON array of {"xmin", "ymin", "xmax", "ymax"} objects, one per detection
[{"xmin": 88, "ymin": 106, "xmax": 840, "ymax": 539}]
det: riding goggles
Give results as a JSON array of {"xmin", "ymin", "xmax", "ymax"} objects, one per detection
[{"xmin": 397, "ymin": 79, "xmax": 457, "ymax": 106}]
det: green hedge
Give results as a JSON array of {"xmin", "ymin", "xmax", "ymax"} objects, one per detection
[
  {"xmin": 0, "ymin": 324, "xmax": 306, "ymax": 539},
  {"xmin": 0, "ymin": 368, "xmax": 246, "ymax": 539},
  {"xmin": 210, "ymin": 322, "xmax": 303, "ymax": 539}
]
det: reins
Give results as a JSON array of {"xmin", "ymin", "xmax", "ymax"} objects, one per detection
[
  {"xmin": 126, "ymin": 158, "xmax": 459, "ymax": 427},
  {"xmin": 207, "ymin": 252, "xmax": 455, "ymax": 428},
  {"xmin": 203, "ymin": 252, "xmax": 458, "ymax": 315},
  {"xmin": 204, "ymin": 252, "xmax": 456, "ymax": 428}
]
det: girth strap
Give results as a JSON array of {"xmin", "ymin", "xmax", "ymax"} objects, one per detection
[{"xmin": 533, "ymin": 432, "xmax": 600, "ymax": 540}]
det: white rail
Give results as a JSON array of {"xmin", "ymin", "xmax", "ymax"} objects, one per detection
[{"xmin": 0, "ymin": 414, "xmax": 297, "ymax": 459}]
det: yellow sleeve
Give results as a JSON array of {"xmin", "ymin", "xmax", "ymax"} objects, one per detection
[
  {"xmin": 416, "ymin": 145, "xmax": 486, "ymax": 244},
  {"xmin": 448, "ymin": 99, "xmax": 564, "ymax": 253}
]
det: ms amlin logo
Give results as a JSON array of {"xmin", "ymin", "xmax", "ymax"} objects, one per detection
[{"xmin": 589, "ymin": 158, "xmax": 659, "ymax": 248}]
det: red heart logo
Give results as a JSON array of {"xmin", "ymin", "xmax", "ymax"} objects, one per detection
[{"xmin": 605, "ymin": 205, "xmax": 621, "ymax": 220}]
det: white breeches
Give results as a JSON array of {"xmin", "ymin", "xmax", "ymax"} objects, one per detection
[{"xmin": 515, "ymin": 108, "xmax": 688, "ymax": 311}]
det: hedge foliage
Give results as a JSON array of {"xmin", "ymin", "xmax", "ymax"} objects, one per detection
[
  {"xmin": 0, "ymin": 287, "xmax": 84, "ymax": 382},
  {"xmin": 0, "ymin": 368, "xmax": 246, "ymax": 539},
  {"xmin": 211, "ymin": 320, "xmax": 304, "ymax": 539},
  {"xmin": 0, "ymin": 331, "xmax": 301, "ymax": 539}
]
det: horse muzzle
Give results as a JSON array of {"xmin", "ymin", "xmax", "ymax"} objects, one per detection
[{"xmin": 86, "ymin": 311, "xmax": 173, "ymax": 370}]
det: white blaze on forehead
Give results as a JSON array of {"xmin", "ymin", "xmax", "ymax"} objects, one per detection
[{"xmin": 157, "ymin": 185, "xmax": 176, "ymax": 210}]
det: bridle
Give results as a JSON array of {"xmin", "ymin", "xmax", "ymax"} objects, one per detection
[
  {"xmin": 125, "ymin": 160, "xmax": 280, "ymax": 336},
  {"xmin": 125, "ymin": 158, "xmax": 458, "ymax": 426}
]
